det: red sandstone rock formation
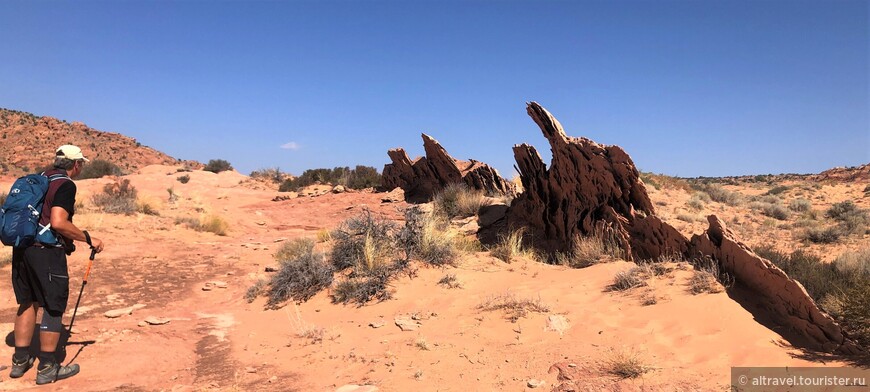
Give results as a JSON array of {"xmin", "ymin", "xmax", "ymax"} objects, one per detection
[
  {"xmin": 504, "ymin": 102, "xmax": 862, "ymax": 354},
  {"xmin": 0, "ymin": 108, "xmax": 198, "ymax": 175},
  {"xmin": 382, "ymin": 133, "xmax": 513, "ymax": 202},
  {"xmin": 507, "ymin": 102, "xmax": 687, "ymax": 260},
  {"xmin": 691, "ymin": 216, "xmax": 863, "ymax": 355}
]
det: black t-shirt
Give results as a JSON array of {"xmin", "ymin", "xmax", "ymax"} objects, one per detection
[{"xmin": 51, "ymin": 181, "xmax": 76, "ymax": 220}]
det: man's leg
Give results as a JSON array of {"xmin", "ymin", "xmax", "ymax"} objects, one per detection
[
  {"xmin": 35, "ymin": 310, "xmax": 79, "ymax": 385},
  {"xmin": 11, "ymin": 303, "xmax": 38, "ymax": 378},
  {"xmin": 13, "ymin": 303, "xmax": 38, "ymax": 347}
]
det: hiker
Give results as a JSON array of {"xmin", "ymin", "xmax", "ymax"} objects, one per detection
[{"xmin": 9, "ymin": 145, "xmax": 104, "ymax": 384}]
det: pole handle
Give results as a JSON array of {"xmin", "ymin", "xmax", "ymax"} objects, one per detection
[{"xmin": 84, "ymin": 248, "xmax": 96, "ymax": 282}]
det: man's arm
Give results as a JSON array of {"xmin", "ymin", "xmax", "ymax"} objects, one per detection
[{"xmin": 49, "ymin": 206, "xmax": 104, "ymax": 253}]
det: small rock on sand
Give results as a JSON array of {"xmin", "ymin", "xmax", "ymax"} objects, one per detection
[
  {"xmin": 145, "ymin": 316, "xmax": 171, "ymax": 325},
  {"xmin": 104, "ymin": 304, "xmax": 146, "ymax": 319},
  {"xmin": 394, "ymin": 316, "xmax": 422, "ymax": 331},
  {"xmin": 527, "ymin": 379, "xmax": 545, "ymax": 388}
]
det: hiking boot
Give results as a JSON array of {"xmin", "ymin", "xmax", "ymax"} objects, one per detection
[
  {"xmin": 35, "ymin": 362, "xmax": 79, "ymax": 385},
  {"xmin": 9, "ymin": 355, "xmax": 34, "ymax": 378}
]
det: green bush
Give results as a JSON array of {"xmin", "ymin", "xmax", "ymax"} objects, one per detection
[
  {"xmin": 91, "ymin": 179, "xmax": 138, "ymax": 215},
  {"xmin": 203, "ymin": 159, "xmax": 233, "ymax": 173},
  {"xmin": 279, "ymin": 166, "xmax": 381, "ymax": 191},
  {"xmin": 177, "ymin": 174, "xmax": 190, "ymax": 184},
  {"xmin": 78, "ymin": 159, "xmax": 123, "ymax": 179}
]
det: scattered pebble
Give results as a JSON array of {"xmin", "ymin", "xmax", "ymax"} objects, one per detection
[
  {"xmin": 145, "ymin": 316, "xmax": 171, "ymax": 325},
  {"xmin": 527, "ymin": 379, "xmax": 545, "ymax": 388}
]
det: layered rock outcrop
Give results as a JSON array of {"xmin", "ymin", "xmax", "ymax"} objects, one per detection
[
  {"xmin": 507, "ymin": 102, "xmax": 688, "ymax": 260},
  {"xmin": 382, "ymin": 134, "xmax": 513, "ymax": 202},
  {"xmin": 690, "ymin": 216, "xmax": 863, "ymax": 354},
  {"xmin": 503, "ymin": 101, "xmax": 862, "ymax": 354}
]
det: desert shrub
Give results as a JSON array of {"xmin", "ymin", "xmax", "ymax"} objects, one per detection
[
  {"xmin": 478, "ymin": 293, "xmax": 550, "ymax": 321},
  {"xmin": 687, "ymin": 261, "xmax": 724, "ymax": 294},
  {"xmin": 78, "ymin": 159, "xmax": 123, "ymax": 179},
  {"xmin": 788, "ymin": 198, "xmax": 812, "ymax": 212},
  {"xmin": 250, "ymin": 167, "xmax": 286, "ymax": 183},
  {"xmin": 346, "ymin": 165, "xmax": 382, "ymax": 189},
  {"xmin": 175, "ymin": 215, "xmax": 229, "ymax": 236},
  {"xmin": 245, "ymin": 279, "xmax": 266, "ymax": 303},
  {"xmin": 199, "ymin": 215, "xmax": 229, "ymax": 236},
  {"xmin": 837, "ymin": 285, "xmax": 870, "ymax": 347},
  {"xmin": 433, "ymin": 183, "xmax": 491, "ymax": 219},
  {"xmin": 330, "ymin": 264, "xmax": 395, "ymax": 305},
  {"xmin": 686, "ymin": 192, "xmax": 710, "ymax": 210},
  {"xmin": 267, "ymin": 251, "xmax": 334, "ymax": 307},
  {"xmin": 490, "ymin": 229, "xmax": 536, "ymax": 263},
  {"xmin": 397, "ymin": 208, "xmax": 457, "ymax": 266},
  {"xmin": 438, "ymin": 273, "xmax": 462, "ymax": 289},
  {"xmin": 676, "ymin": 213, "xmax": 701, "ymax": 223},
  {"xmin": 606, "ymin": 349, "xmax": 650, "ymax": 379},
  {"xmin": 824, "ymin": 202, "xmax": 869, "ymax": 235},
  {"xmin": 330, "ymin": 212, "xmax": 397, "ymax": 271},
  {"xmin": 692, "ymin": 183, "xmax": 742, "ymax": 206},
  {"xmin": 275, "ymin": 238, "xmax": 316, "ymax": 263},
  {"xmin": 801, "ymin": 226, "xmax": 843, "ymax": 244},
  {"xmin": 639, "ymin": 172, "xmax": 692, "ymax": 192},
  {"xmin": 280, "ymin": 166, "xmax": 381, "ymax": 191},
  {"xmin": 755, "ymin": 247, "xmax": 851, "ymax": 303},
  {"xmin": 557, "ymin": 231, "xmax": 624, "ymax": 268},
  {"xmin": 177, "ymin": 174, "xmax": 190, "ymax": 184},
  {"xmin": 826, "ymin": 201, "xmax": 859, "ymax": 220},
  {"xmin": 91, "ymin": 179, "xmax": 138, "ymax": 215},
  {"xmin": 607, "ymin": 266, "xmax": 650, "ymax": 291},
  {"xmin": 203, "ymin": 159, "xmax": 233, "ymax": 173},
  {"xmin": 765, "ymin": 185, "xmax": 790, "ymax": 195},
  {"xmin": 136, "ymin": 200, "xmax": 159, "ymax": 216},
  {"xmin": 832, "ymin": 249, "xmax": 870, "ymax": 279},
  {"xmin": 750, "ymin": 201, "xmax": 790, "ymax": 220}
]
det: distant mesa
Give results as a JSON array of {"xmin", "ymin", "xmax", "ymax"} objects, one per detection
[
  {"xmin": 815, "ymin": 163, "xmax": 870, "ymax": 182},
  {"xmin": 381, "ymin": 133, "xmax": 515, "ymax": 202},
  {"xmin": 0, "ymin": 108, "xmax": 200, "ymax": 176}
]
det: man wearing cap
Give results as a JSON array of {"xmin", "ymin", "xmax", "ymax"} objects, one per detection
[{"xmin": 10, "ymin": 145, "xmax": 104, "ymax": 384}]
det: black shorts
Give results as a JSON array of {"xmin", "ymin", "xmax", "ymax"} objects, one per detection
[{"xmin": 11, "ymin": 246, "xmax": 70, "ymax": 315}]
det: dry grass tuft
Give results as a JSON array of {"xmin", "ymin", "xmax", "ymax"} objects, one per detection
[
  {"xmin": 437, "ymin": 273, "xmax": 462, "ymax": 289},
  {"xmin": 490, "ymin": 228, "xmax": 537, "ymax": 263},
  {"xmin": 478, "ymin": 292, "xmax": 550, "ymax": 322},
  {"xmin": 606, "ymin": 348, "xmax": 651, "ymax": 379}
]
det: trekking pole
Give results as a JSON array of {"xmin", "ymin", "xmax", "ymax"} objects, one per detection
[{"xmin": 68, "ymin": 248, "xmax": 96, "ymax": 334}]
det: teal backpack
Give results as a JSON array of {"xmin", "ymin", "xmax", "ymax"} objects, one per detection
[{"xmin": 0, "ymin": 172, "xmax": 70, "ymax": 248}]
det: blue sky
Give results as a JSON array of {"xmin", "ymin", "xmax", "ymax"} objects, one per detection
[{"xmin": 1, "ymin": 1, "xmax": 867, "ymax": 177}]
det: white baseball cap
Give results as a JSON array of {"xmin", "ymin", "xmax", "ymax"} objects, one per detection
[{"xmin": 56, "ymin": 145, "xmax": 90, "ymax": 162}]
